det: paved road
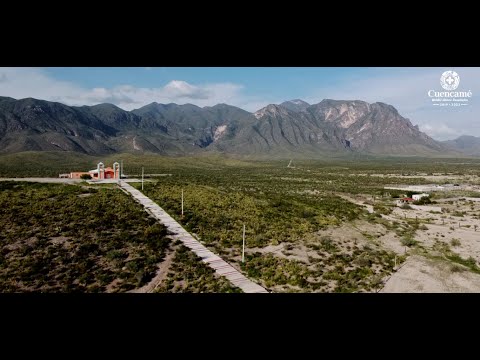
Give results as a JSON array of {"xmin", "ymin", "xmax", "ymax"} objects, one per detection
[
  {"xmin": 0, "ymin": 177, "xmax": 83, "ymax": 184},
  {"xmin": 119, "ymin": 181, "xmax": 268, "ymax": 293},
  {"xmin": 0, "ymin": 177, "xmax": 145, "ymax": 184}
]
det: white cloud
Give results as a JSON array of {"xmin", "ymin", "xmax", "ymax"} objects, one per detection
[
  {"xmin": 420, "ymin": 123, "xmax": 460, "ymax": 141},
  {"xmin": 0, "ymin": 67, "xmax": 262, "ymax": 111},
  {"xmin": 163, "ymin": 80, "xmax": 210, "ymax": 99},
  {"xmin": 0, "ymin": 67, "xmax": 82, "ymax": 101}
]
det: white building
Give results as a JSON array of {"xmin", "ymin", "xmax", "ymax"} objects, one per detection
[{"xmin": 412, "ymin": 193, "xmax": 429, "ymax": 201}]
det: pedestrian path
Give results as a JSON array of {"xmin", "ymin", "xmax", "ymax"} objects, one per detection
[{"xmin": 119, "ymin": 181, "xmax": 268, "ymax": 293}]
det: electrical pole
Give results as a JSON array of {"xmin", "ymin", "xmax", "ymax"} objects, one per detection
[
  {"xmin": 141, "ymin": 167, "xmax": 144, "ymax": 191},
  {"xmin": 181, "ymin": 189, "xmax": 184, "ymax": 217},
  {"xmin": 120, "ymin": 160, "xmax": 123, "ymax": 179},
  {"xmin": 242, "ymin": 224, "xmax": 245, "ymax": 263}
]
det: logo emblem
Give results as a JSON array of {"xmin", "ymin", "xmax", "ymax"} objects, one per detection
[{"xmin": 440, "ymin": 70, "xmax": 460, "ymax": 90}]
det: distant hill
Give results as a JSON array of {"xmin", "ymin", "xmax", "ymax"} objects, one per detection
[
  {"xmin": 442, "ymin": 135, "xmax": 480, "ymax": 156},
  {"xmin": 0, "ymin": 96, "xmax": 458, "ymax": 158}
]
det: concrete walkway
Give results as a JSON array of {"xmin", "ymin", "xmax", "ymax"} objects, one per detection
[
  {"xmin": 119, "ymin": 181, "xmax": 268, "ymax": 293},
  {"xmin": 0, "ymin": 177, "xmax": 146, "ymax": 184}
]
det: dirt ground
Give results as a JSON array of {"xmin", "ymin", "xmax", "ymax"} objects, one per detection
[
  {"xmin": 389, "ymin": 198, "xmax": 480, "ymax": 263},
  {"xmin": 348, "ymin": 173, "xmax": 480, "ymax": 183},
  {"xmin": 338, "ymin": 188, "xmax": 480, "ymax": 292},
  {"xmin": 0, "ymin": 177, "xmax": 82, "ymax": 184},
  {"xmin": 380, "ymin": 255, "xmax": 480, "ymax": 293},
  {"xmin": 129, "ymin": 175, "xmax": 480, "ymax": 293}
]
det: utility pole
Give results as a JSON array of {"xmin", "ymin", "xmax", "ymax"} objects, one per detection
[
  {"xmin": 141, "ymin": 167, "xmax": 144, "ymax": 191},
  {"xmin": 242, "ymin": 224, "xmax": 246, "ymax": 263},
  {"xmin": 181, "ymin": 189, "xmax": 184, "ymax": 217},
  {"xmin": 120, "ymin": 160, "xmax": 123, "ymax": 179}
]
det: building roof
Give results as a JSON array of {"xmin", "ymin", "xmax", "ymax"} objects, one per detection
[{"xmin": 402, "ymin": 197, "xmax": 413, "ymax": 201}]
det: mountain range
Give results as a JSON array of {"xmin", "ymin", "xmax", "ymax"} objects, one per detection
[
  {"xmin": 442, "ymin": 135, "xmax": 480, "ymax": 156},
  {"xmin": 0, "ymin": 96, "xmax": 464, "ymax": 157}
]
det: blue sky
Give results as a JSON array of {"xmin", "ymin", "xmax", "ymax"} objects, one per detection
[
  {"xmin": 44, "ymin": 67, "xmax": 368, "ymax": 97},
  {"xmin": 0, "ymin": 67, "xmax": 479, "ymax": 140}
]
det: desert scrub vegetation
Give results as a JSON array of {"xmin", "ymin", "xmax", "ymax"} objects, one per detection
[
  {"xmin": 3, "ymin": 152, "xmax": 480, "ymax": 179},
  {"xmin": 373, "ymin": 203, "xmax": 393, "ymax": 215},
  {"xmin": 0, "ymin": 181, "xmax": 171, "ymax": 292},
  {"xmin": 241, "ymin": 246, "xmax": 399, "ymax": 293},
  {"xmin": 391, "ymin": 219, "xmax": 422, "ymax": 248},
  {"xmin": 450, "ymin": 238, "xmax": 461, "ymax": 247},
  {"xmin": 429, "ymin": 239, "xmax": 480, "ymax": 274},
  {"xmin": 142, "ymin": 178, "xmax": 364, "ymax": 252},
  {"xmin": 445, "ymin": 254, "xmax": 480, "ymax": 274},
  {"xmin": 155, "ymin": 245, "xmax": 241, "ymax": 293},
  {"xmin": 136, "ymin": 164, "xmax": 411, "ymax": 292}
]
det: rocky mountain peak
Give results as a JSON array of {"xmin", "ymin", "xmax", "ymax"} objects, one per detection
[
  {"xmin": 279, "ymin": 99, "xmax": 310, "ymax": 112},
  {"xmin": 254, "ymin": 104, "xmax": 292, "ymax": 119},
  {"xmin": 308, "ymin": 99, "xmax": 371, "ymax": 129}
]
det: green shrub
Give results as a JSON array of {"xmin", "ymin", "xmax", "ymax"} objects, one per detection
[
  {"xmin": 373, "ymin": 204, "xmax": 393, "ymax": 215},
  {"xmin": 0, "ymin": 182, "xmax": 172, "ymax": 292},
  {"xmin": 450, "ymin": 238, "xmax": 461, "ymax": 247},
  {"xmin": 450, "ymin": 264, "xmax": 465, "ymax": 273},
  {"xmin": 400, "ymin": 236, "xmax": 417, "ymax": 247}
]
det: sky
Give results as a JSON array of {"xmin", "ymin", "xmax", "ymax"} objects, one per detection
[{"xmin": 0, "ymin": 67, "xmax": 478, "ymax": 141}]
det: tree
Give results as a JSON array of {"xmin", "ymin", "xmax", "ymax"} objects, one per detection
[
  {"xmin": 413, "ymin": 196, "xmax": 431, "ymax": 205},
  {"xmin": 80, "ymin": 174, "xmax": 92, "ymax": 180}
]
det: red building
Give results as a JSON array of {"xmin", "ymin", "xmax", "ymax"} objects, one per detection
[{"xmin": 60, "ymin": 162, "xmax": 120, "ymax": 180}]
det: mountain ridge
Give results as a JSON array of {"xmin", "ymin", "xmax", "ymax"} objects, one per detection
[
  {"xmin": 442, "ymin": 135, "xmax": 480, "ymax": 156},
  {"xmin": 0, "ymin": 96, "xmax": 461, "ymax": 157}
]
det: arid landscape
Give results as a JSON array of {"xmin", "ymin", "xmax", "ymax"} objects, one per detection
[
  {"xmin": 2, "ymin": 155, "xmax": 479, "ymax": 292},
  {"xmin": 1, "ymin": 67, "xmax": 480, "ymax": 293},
  {"xmin": 0, "ymin": 179, "xmax": 240, "ymax": 293}
]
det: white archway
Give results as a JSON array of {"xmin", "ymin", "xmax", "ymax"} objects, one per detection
[
  {"xmin": 97, "ymin": 162, "xmax": 105, "ymax": 179},
  {"xmin": 113, "ymin": 162, "xmax": 120, "ymax": 179}
]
